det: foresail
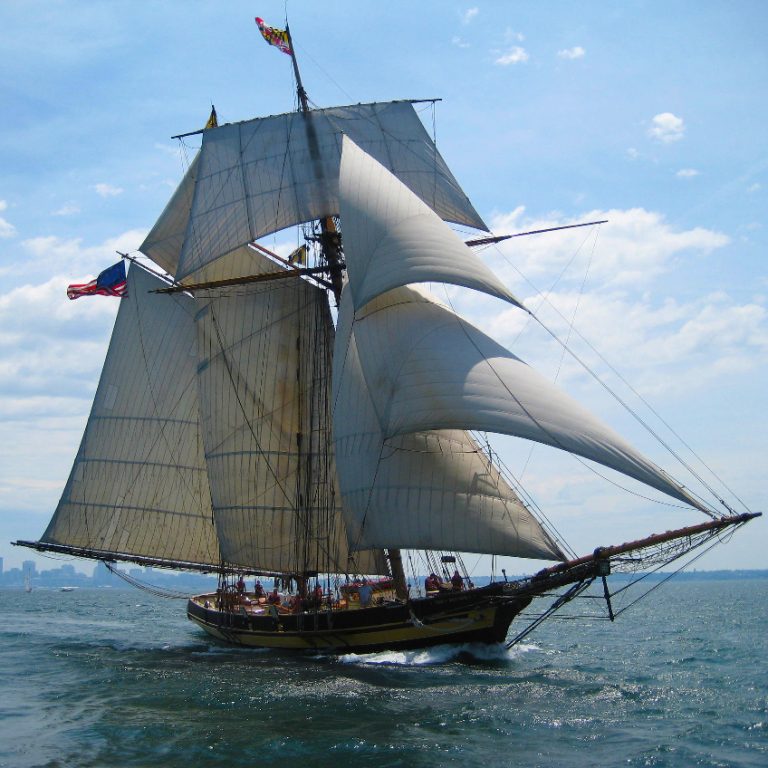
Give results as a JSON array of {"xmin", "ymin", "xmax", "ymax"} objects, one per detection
[
  {"xmin": 175, "ymin": 101, "xmax": 487, "ymax": 280},
  {"xmin": 195, "ymin": 249, "xmax": 386, "ymax": 575},
  {"xmin": 339, "ymin": 136, "xmax": 523, "ymax": 312},
  {"xmin": 336, "ymin": 285, "xmax": 710, "ymax": 516},
  {"xmin": 139, "ymin": 153, "xmax": 200, "ymax": 276},
  {"xmin": 41, "ymin": 266, "xmax": 220, "ymax": 567},
  {"xmin": 332, "ymin": 286, "xmax": 565, "ymax": 560}
]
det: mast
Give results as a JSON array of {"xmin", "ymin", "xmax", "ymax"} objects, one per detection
[{"xmin": 286, "ymin": 24, "xmax": 408, "ymax": 598}]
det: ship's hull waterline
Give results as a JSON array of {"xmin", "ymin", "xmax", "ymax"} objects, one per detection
[{"xmin": 187, "ymin": 583, "xmax": 532, "ymax": 653}]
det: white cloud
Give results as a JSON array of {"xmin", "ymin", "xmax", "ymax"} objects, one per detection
[
  {"xmin": 446, "ymin": 207, "xmax": 765, "ymax": 406},
  {"xmin": 627, "ymin": 147, "xmax": 639, "ymax": 160},
  {"xmin": 13, "ymin": 229, "xmax": 145, "ymax": 284},
  {"xmin": 458, "ymin": 206, "xmax": 768, "ymax": 410},
  {"xmin": 648, "ymin": 112, "xmax": 685, "ymax": 143},
  {"xmin": 154, "ymin": 142, "xmax": 181, "ymax": 158},
  {"xmin": 557, "ymin": 46, "xmax": 585, "ymax": 60},
  {"xmin": 452, "ymin": 36, "xmax": 470, "ymax": 49},
  {"xmin": 0, "ymin": 277, "xmax": 116, "ymax": 398},
  {"xmin": 504, "ymin": 28, "xmax": 525, "ymax": 42},
  {"xmin": 496, "ymin": 46, "xmax": 529, "ymax": 65},
  {"xmin": 0, "ymin": 200, "xmax": 16, "ymax": 238},
  {"xmin": 487, "ymin": 207, "xmax": 729, "ymax": 289},
  {"xmin": 748, "ymin": 182, "xmax": 762, "ymax": 193},
  {"xmin": 676, "ymin": 168, "xmax": 700, "ymax": 178},
  {"xmin": 52, "ymin": 203, "xmax": 81, "ymax": 216},
  {"xmin": 93, "ymin": 183, "xmax": 123, "ymax": 198},
  {"xmin": 461, "ymin": 7, "xmax": 479, "ymax": 25}
]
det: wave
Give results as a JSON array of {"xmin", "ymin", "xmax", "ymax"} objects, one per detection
[{"xmin": 335, "ymin": 641, "xmax": 540, "ymax": 667}]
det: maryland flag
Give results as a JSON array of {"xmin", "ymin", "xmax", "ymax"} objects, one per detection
[
  {"xmin": 255, "ymin": 17, "xmax": 292, "ymax": 55},
  {"xmin": 204, "ymin": 106, "xmax": 218, "ymax": 129},
  {"xmin": 288, "ymin": 245, "xmax": 307, "ymax": 265}
]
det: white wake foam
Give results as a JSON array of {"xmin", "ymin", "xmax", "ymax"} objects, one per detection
[{"xmin": 336, "ymin": 641, "xmax": 539, "ymax": 666}]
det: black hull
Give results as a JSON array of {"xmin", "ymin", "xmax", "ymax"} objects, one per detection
[{"xmin": 187, "ymin": 583, "xmax": 533, "ymax": 653}]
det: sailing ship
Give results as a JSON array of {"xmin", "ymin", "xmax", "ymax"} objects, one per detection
[{"xmin": 16, "ymin": 20, "xmax": 759, "ymax": 653}]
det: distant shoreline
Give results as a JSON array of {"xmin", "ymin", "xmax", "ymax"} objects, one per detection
[{"xmin": 2, "ymin": 568, "xmax": 766, "ymax": 591}]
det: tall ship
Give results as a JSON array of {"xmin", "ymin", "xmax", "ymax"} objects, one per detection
[{"xmin": 16, "ymin": 19, "xmax": 759, "ymax": 653}]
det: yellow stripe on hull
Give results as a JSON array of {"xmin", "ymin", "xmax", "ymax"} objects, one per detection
[{"xmin": 187, "ymin": 600, "xmax": 513, "ymax": 653}]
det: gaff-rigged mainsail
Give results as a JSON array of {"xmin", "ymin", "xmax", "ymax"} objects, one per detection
[{"xmin": 195, "ymin": 247, "xmax": 385, "ymax": 575}]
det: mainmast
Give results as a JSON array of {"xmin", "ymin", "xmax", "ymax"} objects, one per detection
[{"xmin": 286, "ymin": 23, "xmax": 409, "ymax": 598}]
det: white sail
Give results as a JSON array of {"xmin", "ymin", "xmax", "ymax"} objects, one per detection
[
  {"xmin": 139, "ymin": 153, "xmax": 200, "ymax": 276},
  {"xmin": 175, "ymin": 101, "xmax": 487, "ymax": 280},
  {"xmin": 42, "ymin": 266, "xmax": 221, "ymax": 567},
  {"xmin": 339, "ymin": 136, "xmax": 523, "ymax": 311},
  {"xmin": 335, "ymin": 285, "xmax": 709, "ymax": 515},
  {"xmin": 333, "ymin": 286, "xmax": 566, "ymax": 559},
  {"xmin": 195, "ymin": 250, "xmax": 385, "ymax": 575}
]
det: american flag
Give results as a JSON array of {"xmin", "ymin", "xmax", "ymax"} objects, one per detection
[{"xmin": 67, "ymin": 261, "xmax": 127, "ymax": 300}]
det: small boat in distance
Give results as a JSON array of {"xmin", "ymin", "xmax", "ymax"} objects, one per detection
[{"xmin": 15, "ymin": 17, "xmax": 760, "ymax": 653}]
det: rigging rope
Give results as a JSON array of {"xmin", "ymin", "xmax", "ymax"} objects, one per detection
[
  {"xmin": 490, "ymin": 239, "xmax": 744, "ymax": 515},
  {"xmin": 104, "ymin": 563, "xmax": 192, "ymax": 600}
]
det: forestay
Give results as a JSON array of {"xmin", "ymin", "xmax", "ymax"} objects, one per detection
[
  {"xmin": 42, "ymin": 267, "xmax": 221, "ymax": 567},
  {"xmin": 174, "ymin": 101, "xmax": 487, "ymax": 280}
]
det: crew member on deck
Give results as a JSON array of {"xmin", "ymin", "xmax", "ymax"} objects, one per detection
[
  {"xmin": 267, "ymin": 587, "xmax": 280, "ymax": 605},
  {"xmin": 451, "ymin": 570, "xmax": 464, "ymax": 591},
  {"xmin": 254, "ymin": 580, "xmax": 265, "ymax": 598},
  {"xmin": 425, "ymin": 573, "xmax": 440, "ymax": 593},
  {"xmin": 358, "ymin": 578, "xmax": 373, "ymax": 607},
  {"xmin": 236, "ymin": 575, "xmax": 246, "ymax": 595}
]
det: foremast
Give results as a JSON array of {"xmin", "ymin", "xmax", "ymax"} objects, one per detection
[{"xmin": 285, "ymin": 27, "xmax": 409, "ymax": 598}]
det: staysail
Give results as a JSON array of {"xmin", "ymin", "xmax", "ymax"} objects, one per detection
[
  {"xmin": 40, "ymin": 266, "xmax": 220, "ymax": 567},
  {"xmin": 332, "ymin": 284, "xmax": 566, "ymax": 560},
  {"xmin": 334, "ymin": 284, "xmax": 709, "ymax": 528},
  {"xmin": 173, "ymin": 101, "xmax": 487, "ymax": 280},
  {"xmin": 338, "ymin": 135, "xmax": 522, "ymax": 311}
]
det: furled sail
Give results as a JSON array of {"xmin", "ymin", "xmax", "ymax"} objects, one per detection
[
  {"xmin": 334, "ymin": 285, "xmax": 710, "ymax": 522},
  {"xmin": 333, "ymin": 285, "xmax": 566, "ymax": 559},
  {"xmin": 195, "ymin": 248, "xmax": 386, "ymax": 575},
  {"xmin": 41, "ymin": 266, "xmax": 221, "ymax": 567},
  {"xmin": 175, "ymin": 101, "xmax": 487, "ymax": 280},
  {"xmin": 338, "ymin": 136, "xmax": 523, "ymax": 311},
  {"xmin": 139, "ymin": 153, "xmax": 200, "ymax": 276}
]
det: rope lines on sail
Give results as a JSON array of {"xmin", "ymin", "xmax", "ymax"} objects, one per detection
[
  {"xmin": 435, "ymin": 284, "xmax": 578, "ymax": 560},
  {"xmin": 322, "ymin": 103, "xmax": 470, "ymax": 222},
  {"xmin": 133, "ymin": 286, "xmax": 217, "ymax": 542},
  {"xmin": 488, "ymin": 235, "xmax": 743, "ymax": 516},
  {"xmin": 73, "ymin": 271, "xmax": 218, "ymax": 566},
  {"xmin": 205, "ymin": 283, "xmax": 366, "ymax": 578},
  {"xmin": 207, "ymin": 296, "xmax": 296, "ymax": 503}
]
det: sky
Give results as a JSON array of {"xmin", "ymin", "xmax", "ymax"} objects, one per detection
[{"xmin": 0, "ymin": 1, "xmax": 766, "ymax": 574}]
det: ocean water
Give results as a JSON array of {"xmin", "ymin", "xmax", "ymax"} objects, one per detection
[{"xmin": 0, "ymin": 580, "xmax": 765, "ymax": 767}]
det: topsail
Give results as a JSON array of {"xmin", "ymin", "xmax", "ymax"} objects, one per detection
[{"xmin": 144, "ymin": 101, "xmax": 487, "ymax": 281}]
